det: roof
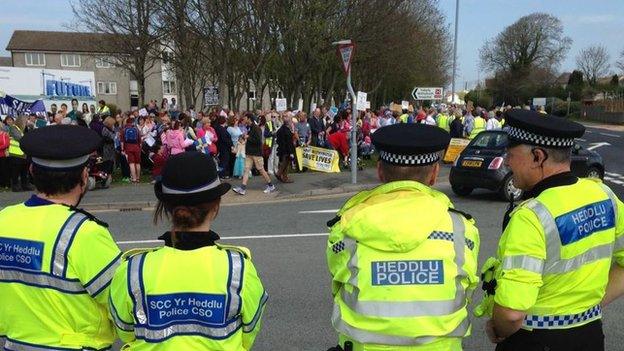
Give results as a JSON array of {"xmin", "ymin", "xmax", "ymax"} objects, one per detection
[
  {"xmin": 556, "ymin": 72, "xmax": 571, "ymax": 85},
  {"xmin": 6, "ymin": 30, "xmax": 122, "ymax": 54},
  {"xmin": 0, "ymin": 57, "xmax": 11, "ymax": 67}
]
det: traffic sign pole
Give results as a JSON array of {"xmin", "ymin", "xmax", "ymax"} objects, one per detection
[{"xmin": 334, "ymin": 40, "xmax": 357, "ymax": 184}]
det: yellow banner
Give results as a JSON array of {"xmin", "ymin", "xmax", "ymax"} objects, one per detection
[
  {"xmin": 296, "ymin": 146, "xmax": 341, "ymax": 173},
  {"xmin": 443, "ymin": 138, "xmax": 470, "ymax": 163}
]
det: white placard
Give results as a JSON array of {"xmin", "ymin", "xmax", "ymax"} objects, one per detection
[
  {"xmin": 365, "ymin": 101, "xmax": 371, "ymax": 109},
  {"xmin": 401, "ymin": 100, "xmax": 409, "ymax": 110},
  {"xmin": 532, "ymin": 97, "xmax": 547, "ymax": 106},
  {"xmin": 275, "ymin": 98, "xmax": 287, "ymax": 112},
  {"xmin": 356, "ymin": 91, "xmax": 367, "ymax": 111},
  {"xmin": 138, "ymin": 108, "xmax": 148, "ymax": 117}
]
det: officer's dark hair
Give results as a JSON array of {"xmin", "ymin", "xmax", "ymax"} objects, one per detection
[
  {"xmin": 31, "ymin": 166, "xmax": 85, "ymax": 196},
  {"xmin": 378, "ymin": 155, "xmax": 442, "ymax": 183},
  {"xmin": 154, "ymin": 198, "xmax": 221, "ymax": 230}
]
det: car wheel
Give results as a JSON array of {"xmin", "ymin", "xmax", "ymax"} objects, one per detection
[
  {"xmin": 500, "ymin": 175, "xmax": 523, "ymax": 201},
  {"xmin": 586, "ymin": 166, "xmax": 603, "ymax": 179},
  {"xmin": 452, "ymin": 184, "xmax": 473, "ymax": 196}
]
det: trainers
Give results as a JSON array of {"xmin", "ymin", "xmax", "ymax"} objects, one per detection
[
  {"xmin": 263, "ymin": 184, "xmax": 276, "ymax": 194},
  {"xmin": 233, "ymin": 186, "xmax": 246, "ymax": 195}
]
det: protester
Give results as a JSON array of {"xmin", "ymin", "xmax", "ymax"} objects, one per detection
[
  {"xmin": 449, "ymin": 111, "xmax": 464, "ymax": 138},
  {"xmin": 0, "ymin": 120, "xmax": 10, "ymax": 189},
  {"xmin": 101, "ymin": 117, "xmax": 117, "ymax": 185},
  {"xmin": 309, "ymin": 108, "xmax": 324, "ymax": 146},
  {"xmin": 486, "ymin": 110, "xmax": 501, "ymax": 130},
  {"xmin": 215, "ymin": 115, "xmax": 233, "ymax": 178},
  {"xmin": 233, "ymin": 114, "xmax": 275, "ymax": 195},
  {"xmin": 120, "ymin": 117, "xmax": 142, "ymax": 183},
  {"xmin": 150, "ymin": 143, "xmax": 167, "ymax": 183},
  {"xmin": 233, "ymin": 136, "xmax": 246, "ymax": 179},
  {"xmin": 6, "ymin": 116, "xmax": 31, "ymax": 192},
  {"xmin": 164, "ymin": 120, "xmax": 193, "ymax": 156},
  {"xmin": 275, "ymin": 114, "xmax": 295, "ymax": 183},
  {"xmin": 227, "ymin": 116, "xmax": 243, "ymax": 177}
]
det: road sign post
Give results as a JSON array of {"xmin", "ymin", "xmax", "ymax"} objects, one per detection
[{"xmin": 334, "ymin": 40, "xmax": 357, "ymax": 184}]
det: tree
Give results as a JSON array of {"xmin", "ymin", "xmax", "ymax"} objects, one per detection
[
  {"xmin": 611, "ymin": 74, "xmax": 620, "ymax": 87},
  {"xmin": 616, "ymin": 49, "xmax": 624, "ymax": 75},
  {"xmin": 479, "ymin": 13, "xmax": 571, "ymax": 104},
  {"xmin": 71, "ymin": 0, "xmax": 161, "ymax": 107},
  {"xmin": 576, "ymin": 45, "xmax": 610, "ymax": 86},
  {"xmin": 480, "ymin": 13, "xmax": 571, "ymax": 75},
  {"xmin": 567, "ymin": 70, "xmax": 584, "ymax": 101}
]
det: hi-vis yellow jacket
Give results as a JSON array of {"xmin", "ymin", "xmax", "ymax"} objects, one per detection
[
  {"xmin": 495, "ymin": 178, "xmax": 624, "ymax": 329},
  {"xmin": 0, "ymin": 195, "xmax": 121, "ymax": 350},
  {"xmin": 327, "ymin": 181, "xmax": 480, "ymax": 351}
]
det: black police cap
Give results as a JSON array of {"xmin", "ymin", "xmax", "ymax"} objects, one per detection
[
  {"xmin": 505, "ymin": 109, "xmax": 585, "ymax": 148},
  {"xmin": 371, "ymin": 124, "xmax": 451, "ymax": 166},
  {"xmin": 20, "ymin": 125, "xmax": 102, "ymax": 170},
  {"xmin": 155, "ymin": 152, "xmax": 231, "ymax": 206}
]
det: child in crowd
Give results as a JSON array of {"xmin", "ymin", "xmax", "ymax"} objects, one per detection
[
  {"xmin": 233, "ymin": 135, "xmax": 247, "ymax": 179},
  {"xmin": 150, "ymin": 143, "xmax": 167, "ymax": 184}
]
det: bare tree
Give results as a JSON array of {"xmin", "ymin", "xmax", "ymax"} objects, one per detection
[
  {"xmin": 576, "ymin": 45, "xmax": 611, "ymax": 86},
  {"xmin": 71, "ymin": 0, "xmax": 161, "ymax": 106},
  {"xmin": 480, "ymin": 13, "xmax": 571, "ymax": 75}
]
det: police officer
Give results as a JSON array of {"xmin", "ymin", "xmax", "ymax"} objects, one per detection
[
  {"xmin": 0, "ymin": 125, "xmax": 121, "ymax": 350},
  {"xmin": 109, "ymin": 152, "xmax": 268, "ymax": 349},
  {"xmin": 326, "ymin": 123, "xmax": 480, "ymax": 351},
  {"xmin": 487, "ymin": 109, "xmax": 624, "ymax": 351}
]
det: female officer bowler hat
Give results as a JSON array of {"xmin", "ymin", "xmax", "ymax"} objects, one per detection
[{"xmin": 155, "ymin": 152, "xmax": 231, "ymax": 206}]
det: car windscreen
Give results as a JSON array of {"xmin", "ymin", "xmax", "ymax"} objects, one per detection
[{"xmin": 469, "ymin": 132, "xmax": 508, "ymax": 149}]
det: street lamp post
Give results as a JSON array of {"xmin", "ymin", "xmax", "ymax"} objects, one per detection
[
  {"xmin": 333, "ymin": 39, "xmax": 357, "ymax": 184},
  {"xmin": 451, "ymin": 0, "xmax": 459, "ymax": 105}
]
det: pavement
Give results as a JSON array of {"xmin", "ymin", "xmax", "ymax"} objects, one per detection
[{"xmin": 0, "ymin": 166, "xmax": 385, "ymax": 211}]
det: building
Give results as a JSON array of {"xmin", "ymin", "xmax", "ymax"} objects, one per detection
[{"xmin": 5, "ymin": 30, "xmax": 176, "ymax": 111}]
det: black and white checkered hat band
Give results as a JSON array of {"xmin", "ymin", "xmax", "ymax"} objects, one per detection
[
  {"xmin": 379, "ymin": 150, "xmax": 440, "ymax": 166},
  {"xmin": 507, "ymin": 126, "xmax": 574, "ymax": 147}
]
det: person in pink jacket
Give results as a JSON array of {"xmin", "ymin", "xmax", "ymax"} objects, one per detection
[{"xmin": 164, "ymin": 120, "xmax": 193, "ymax": 155}]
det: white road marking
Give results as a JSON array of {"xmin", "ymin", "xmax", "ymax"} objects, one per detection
[
  {"xmin": 116, "ymin": 232, "xmax": 329, "ymax": 245},
  {"xmin": 605, "ymin": 172, "xmax": 624, "ymax": 179},
  {"xmin": 576, "ymin": 138, "xmax": 587, "ymax": 142},
  {"xmin": 605, "ymin": 177, "xmax": 624, "ymax": 186},
  {"xmin": 299, "ymin": 209, "xmax": 339, "ymax": 214},
  {"xmin": 587, "ymin": 142, "xmax": 611, "ymax": 151},
  {"xmin": 599, "ymin": 132, "xmax": 621, "ymax": 138}
]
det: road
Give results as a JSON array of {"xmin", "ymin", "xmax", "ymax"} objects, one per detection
[
  {"xmin": 100, "ymin": 180, "xmax": 624, "ymax": 350},
  {"xmin": 577, "ymin": 125, "xmax": 624, "ymax": 198}
]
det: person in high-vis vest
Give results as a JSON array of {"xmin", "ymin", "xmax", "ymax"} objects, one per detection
[
  {"xmin": 486, "ymin": 109, "xmax": 624, "ymax": 351},
  {"xmin": 5, "ymin": 115, "xmax": 32, "ymax": 192},
  {"xmin": 436, "ymin": 108, "xmax": 450, "ymax": 132},
  {"xmin": 468, "ymin": 113, "xmax": 486, "ymax": 139},
  {"xmin": 326, "ymin": 124, "xmax": 480, "ymax": 351},
  {"xmin": 109, "ymin": 152, "xmax": 268, "ymax": 350},
  {"xmin": 0, "ymin": 125, "xmax": 122, "ymax": 350}
]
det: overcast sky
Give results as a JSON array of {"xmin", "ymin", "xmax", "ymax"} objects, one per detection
[{"xmin": 1, "ymin": 0, "xmax": 623, "ymax": 89}]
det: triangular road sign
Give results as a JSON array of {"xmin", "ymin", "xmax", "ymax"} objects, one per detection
[{"xmin": 337, "ymin": 43, "xmax": 355, "ymax": 74}]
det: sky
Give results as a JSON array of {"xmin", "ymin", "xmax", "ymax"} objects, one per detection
[{"xmin": 1, "ymin": 0, "xmax": 623, "ymax": 90}]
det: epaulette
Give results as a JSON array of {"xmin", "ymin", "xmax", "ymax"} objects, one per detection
[
  {"xmin": 448, "ymin": 208, "xmax": 473, "ymax": 220},
  {"xmin": 65, "ymin": 205, "xmax": 109, "ymax": 228},
  {"xmin": 327, "ymin": 215, "xmax": 341, "ymax": 228},
  {"xmin": 216, "ymin": 244, "xmax": 250, "ymax": 259},
  {"xmin": 122, "ymin": 247, "xmax": 160, "ymax": 260}
]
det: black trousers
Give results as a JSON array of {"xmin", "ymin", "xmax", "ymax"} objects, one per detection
[
  {"xmin": 0, "ymin": 157, "xmax": 10, "ymax": 187},
  {"xmin": 495, "ymin": 320, "xmax": 604, "ymax": 351},
  {"xmin": 9, "ymin": 156, "xmax": 28, "ymax": 187}
]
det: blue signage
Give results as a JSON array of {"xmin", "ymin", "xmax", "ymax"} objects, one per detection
[
  {"xmin": 371, "ymin": 260, "xmax": 444, "ymax": 286},
  {"xmin": 146, "ymin": 292, "xmax": 227, "ymax": 327},
  {"xmin": 0, "ymin": 237, "xmax": 45, "ymax": 271},
  {"xmin": 45, "ymin": 80, "xmax": 91, "ymax": 97},
  {"xmin": 555, "ymin": 199, "xmax": 615, "ymax": 245},
  {"xmin": 0, "ymin": 95, "xmax": 47, "ymax": 117}
]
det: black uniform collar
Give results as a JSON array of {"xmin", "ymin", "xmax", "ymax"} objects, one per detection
[
  {"xmin": 526, "ymin": 171, "xmax": 578, "ymax": 198},
  {"xmin": 158, "ymin": 230, "xmax": 220, "ymax": 250}
]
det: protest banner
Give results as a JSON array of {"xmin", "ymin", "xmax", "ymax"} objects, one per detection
[
  {"xmin": 356, "ymin": 91, "xmax": 367, "ymax": 111},
  {"xmin": 443, "ymin": 138, "xmax": 470, "ymax": 163},
  {"xmin": 275, "ymin": 98, "xmax": 287, "ymax": 112},
  {"xmin": 203, "ymin": 86, "xmax": 219, "ymax": 106},
  {"xmin": 0, "ymin": 95, "xmax": 47, "ymax": 117},
  {"xmin": 295, "ymin": 146, "xmax": 341, "ymax": 173}
]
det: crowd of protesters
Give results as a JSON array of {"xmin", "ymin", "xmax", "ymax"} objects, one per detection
[{"xmin": 0, "ymin": 95, "xmax": 532, "ymax": 193}]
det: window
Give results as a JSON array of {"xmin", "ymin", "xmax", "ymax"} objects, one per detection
[
  {"xmin": 162, "ymin": 51, "xmax": 172, "ymax": 65},
  {"xmin": 163, "ymin": 80, "xmax": 176, "ymax": 95},
  {"xmin": 97, "ymin": 81, "xmax": 117, "ymax": 95},
  {"xmin": 25, "ymin": 53, "xmax": 45, "ymax": 66},
  {"xmin": 60, "ymin": 54, "xmax": 81, "ymax": 67},
  {"xmin": 95, "ymin": 57, "xmax": 112, "ymax": 68}
]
